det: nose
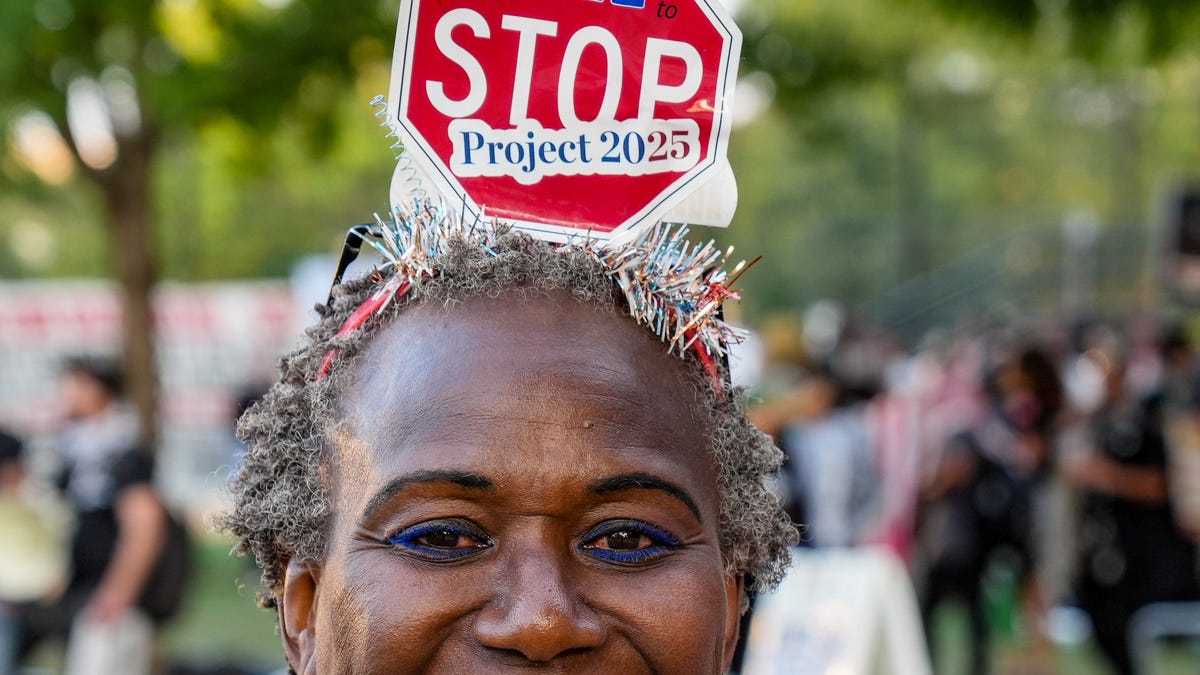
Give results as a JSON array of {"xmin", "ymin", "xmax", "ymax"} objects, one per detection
[{"xmin": 474, "ymin": 546, "xmax": 605, "ymax": 661}]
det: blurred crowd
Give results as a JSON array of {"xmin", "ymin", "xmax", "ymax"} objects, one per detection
[
  {"xmin": 2, "ymin": 307, "xmax": 1198, "ymax": 674},
  {"xmin": 0, "ymin": 360, "xmax": 190, "ymax": 675},
  {"xmin": 750, "ymin": 309, "xmax": 1200, "ymax": 674}
]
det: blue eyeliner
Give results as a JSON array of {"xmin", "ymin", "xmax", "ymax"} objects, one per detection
[
  {"xmin": 387, "ymin": 521, "xmax": 491, "ymax": 561},
  {"xmin": 580, "ymin": 519, "xmax": 681, "ymax": 565}
]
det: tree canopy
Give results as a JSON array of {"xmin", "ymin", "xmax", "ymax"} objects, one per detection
[
  {"xmin": 2, "ymin": 0, "xmax": 1200, "ymax": 341},
  {"xmin": 0, "ymin": 0, "xmax": 397, "ymax": 444},
  {"xmin": 722, "ymin": 0, "xmax": 1200, "ymax": 327}
]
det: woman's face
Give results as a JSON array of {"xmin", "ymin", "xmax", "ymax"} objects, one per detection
[{"xmin": 280, "ymin": 291, "xmax": 741, "ymax": 674}]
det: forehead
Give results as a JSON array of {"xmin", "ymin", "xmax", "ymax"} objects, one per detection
[{"xmin": 335, "ymin": 291, "xmax": 716, "ymax": 507}]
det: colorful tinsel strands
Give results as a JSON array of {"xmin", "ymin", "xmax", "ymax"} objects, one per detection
[{"xmin": 317, "ymin": 198, "xmax": 750, "ymax": 385}]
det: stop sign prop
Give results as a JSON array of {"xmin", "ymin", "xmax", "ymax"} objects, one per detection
[{"xmin": 387, "ymin": 0, "xmax": 742, "ymax": 242}]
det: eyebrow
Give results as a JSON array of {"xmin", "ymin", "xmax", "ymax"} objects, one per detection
[
  {"xmin": 361, "ymin": 469, "xmax": 494, "ymax": 523},
  {"xmin": 588, "ymin": 472, "xmax": 702, "ymax": 523}
]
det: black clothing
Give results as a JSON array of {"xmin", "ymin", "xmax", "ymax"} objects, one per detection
[
  {"xmin": 0, "ymin": 430, "xmax": 21, "ymax": 465},
  {"xmin": 16, "ymin": 446, "xmax": 189, "ymax": 659},
  {"xmin": 62, "ymin": 447, "xmax": 189, "ymax": 623},
  {"xmin": 1078, "ymin": 394, "xmax": 1200, "ymax": 675},
  {"xmin": 66, "ymin": 449, "xmax": 155, "ymax": 595}
]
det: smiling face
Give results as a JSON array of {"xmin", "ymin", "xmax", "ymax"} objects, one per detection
[{"xmin": 279, "ymin": 290, "xmax": 741, "ymax": 674}]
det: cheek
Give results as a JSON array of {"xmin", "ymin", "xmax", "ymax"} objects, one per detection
[
  {"xmin": 582, "ymin": 556, "xmax": 730, "ymax": 670},
  {"xmin": 317, "ymin": 550, "xmax": 487, "ymax": 674}
]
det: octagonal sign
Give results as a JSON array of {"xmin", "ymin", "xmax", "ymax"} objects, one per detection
[{"xmin": 387, "ymin": 0, "xmax": 742, "ymax": 242}]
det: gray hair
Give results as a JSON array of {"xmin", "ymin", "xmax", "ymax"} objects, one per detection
[{"xmin": 220, "ymin": 229, "xmax": 796, "ymax": 606}]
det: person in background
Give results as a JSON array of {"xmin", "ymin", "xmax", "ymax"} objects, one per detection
[
  {"xmin": 1062, "ymin": 344, "xmax": 1200, "ymax": 675},
  {"xmin": 1160, "ymin": 325, "xmax": 1200, "ymax": 546},
  {"xmin": 0, "ymin": 433, "xmax": 22, "ymax": 495},
  {"xmin": 916, "ymin": 344, "xmax": 1064, "ymax": 675},
  {"xmin": 11, "ymin": 358, "xmax": 169, "ymax": 675},
  {"xmin": 0, "ymin": 429, "xmax": 28, "ymax": 675},
  {"xmin": 781, "ymin": 365, "xmax": 880, "ymax": 549}
]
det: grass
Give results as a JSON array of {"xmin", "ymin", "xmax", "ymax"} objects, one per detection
[
  {"xmin": 930, "ymin": 598, "xmax": 1200, "ymax": 675},
  {"xmin": 160, "ymin": 535, "xmax": 284, "ymax": 672}
]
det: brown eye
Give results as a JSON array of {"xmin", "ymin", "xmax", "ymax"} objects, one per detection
[
  {"xmin": 420, "ymin": 529, "xmax": 466, "ymax": 549},
  {"xmin": 602, "ymin": 530, "xmax": 648, "ymax": 551}
]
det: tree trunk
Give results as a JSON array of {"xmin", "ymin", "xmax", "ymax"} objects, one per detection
[
  {"xmin": 96, "ymin": 130, "xmax": 159, "ymax": 453},
  {"xmin": 896, "ymin": 89, "xmax": 927, "ymax": 282}
]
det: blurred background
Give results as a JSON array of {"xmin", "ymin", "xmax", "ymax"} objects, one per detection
[{"xmin": 1, "ymin": 0, "xmax": 1199, "ymax": 673}]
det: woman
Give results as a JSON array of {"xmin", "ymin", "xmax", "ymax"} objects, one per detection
[{"xmin": 222, "ymin": 207, "xmax": 796, "ymax": 673}]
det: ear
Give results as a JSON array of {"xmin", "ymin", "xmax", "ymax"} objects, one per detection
[
  {"xmin": 721, "ymin": 574, "xmax": 746, "ymax": 672},
  {"xmin": 278, "ymin": 559, "xmax": 321, "ymax": 675}
]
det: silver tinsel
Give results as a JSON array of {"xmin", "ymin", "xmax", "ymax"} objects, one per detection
[{"xmin": 352, "ymin": 198, "xmax": 750, "ymax": 362}]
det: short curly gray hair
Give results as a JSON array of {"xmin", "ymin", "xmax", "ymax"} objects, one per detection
[{"xmin": 220, "ymin": 229, "xmax": 796, "ymax": 606}]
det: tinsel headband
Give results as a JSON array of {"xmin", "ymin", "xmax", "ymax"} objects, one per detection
[{"xmin": 315, "ymin": 199, "xmax": 756, "ymax": 396}]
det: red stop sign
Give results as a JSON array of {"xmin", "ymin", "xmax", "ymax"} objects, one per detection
[{"xmin": 388, "ymin": 0, "xmax": 741, "ymax": 242}]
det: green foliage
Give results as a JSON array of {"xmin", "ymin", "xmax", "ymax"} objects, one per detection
[
  {"xmin": 0, "ymin": 0, "xmax": 395, "ymax": 144},
  {"xmin": 3, "ymin": 0, "xmax": 1200, "ymax": 331},
  {"xmin": 718, "ymin": 0, "xmax": 1200, "ymax": 324},
  {"xmin": 0, "ymin": 0, "xmax": 399, "ymax": 279},
  {"xmin": 920, "ymin": 0, "xmax": 1200, "ymax": 61},
  {"xmin": 155, "ymin": 97, "xmax": 394, "ymax": 279}
]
